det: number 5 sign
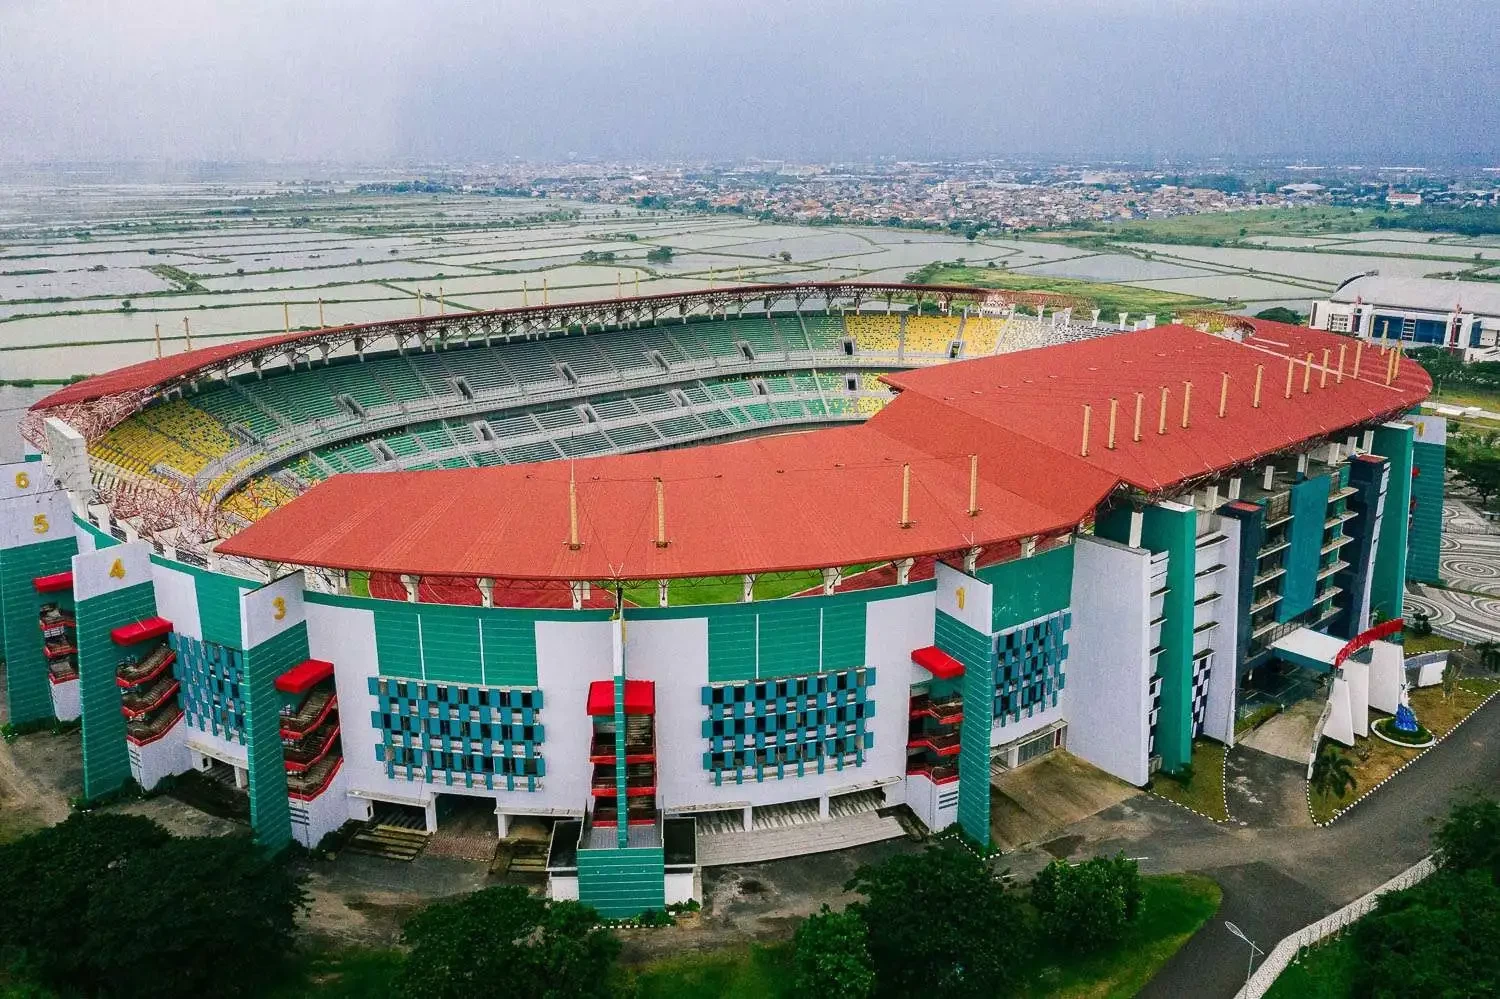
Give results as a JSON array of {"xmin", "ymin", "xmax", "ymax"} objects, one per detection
[{"xmin": 0, "ymin": 488, "xmax": 73, "ymax": 552}]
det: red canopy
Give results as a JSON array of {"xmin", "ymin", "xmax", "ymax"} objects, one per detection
[
  {"xmin": 586, "ymin": 679, "xmax": 656, "ymax": 716},
  {"xmin": 110, "ymin": 616, "xmax": 172, "ymax": 645},
  {"xmin": 911, "ymin": 645, "xmax": 965, "ymax": 680},
  {"xmin": 33, "ymin": 571, "xmax": 74, "ymax": 593},
  {"xmin": 275, "ymin": 658, "xmax": 335, "ymax": 694}
]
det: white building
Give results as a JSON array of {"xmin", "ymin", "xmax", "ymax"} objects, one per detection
[{"xmin": 1310, "ymin": 274, "xmax": 1500, "ymax": 361}]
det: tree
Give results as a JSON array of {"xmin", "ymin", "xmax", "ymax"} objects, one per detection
[
  {"xmin": 0, "ymin": 815, "xmax": 304, "ymax": 998},
  {"xmin": 1254, "ymin": 306, "xmax": 1303, "ymax": 325},
  {"xmin": 779, "ymin": 250, "xmax": 792, "ymax": 262},
  {"xmin": 645, "ymin": 245, "xmax": 674, "ymax": 264},
  {"xmin": 1475, "ymin": 640, "xmax": 1500, "ymax": 673},
  {"xmin": 1442, "ymin": 655, "xmax": 1463, "ymax": 701},
  {"xmin": 1311, "ymin": 743, "xmax": 1356, "ymax": 800},
  {"xmin": 1410, "ymin": 607, "xmax": 1433, "ymax": 637},
  {"xmin": 0, "ymin": 812, "xmax": 170, "ymax": 990},
  {"xmin": 792, "ymin": 905, "xmax": 875, "ymax": 999},
  {"xmin": 1435, "ymin": 793, "xmax": 1500, "ymax": 883},
  {"xmin": 399, "ymin": 886, "xmax": 618, "ymax": 999},
  {"xmin": 845, "ymin": 843, "xmax": 1032, "ymax": 998},
  {"xmin": 1349, "ymin": 869, "xmax": 1500, "ymax": 998},
  {"xmin": 1030, "ymin": 853, "xmax": 1143, "ymax": 952},
  {"xmin": 86, "ymin": 834, "xmax": 307, "ymax": 999}
]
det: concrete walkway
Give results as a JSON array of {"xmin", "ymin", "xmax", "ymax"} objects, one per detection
[{"xmin": 1237, "ymin": 696, "xmax": 1323, "ymax": 763}]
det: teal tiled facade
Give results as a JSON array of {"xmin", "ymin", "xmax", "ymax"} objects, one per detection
[
  {"xmin": 700, "ymin": 666, "xmax": 874, "ymax": 784},
  {"xmin": 369, "ymin": 676, "xmax": 545, "ymax": 790},
  {"xmin": 172, "ymin": 634, "xmax": 246, "ymax": 743},
  {"xmin": 993, "ymin": 610, "xmax": 1070, "ymax": 726}
]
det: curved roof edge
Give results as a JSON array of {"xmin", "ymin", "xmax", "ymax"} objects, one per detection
[
  {"xmin": 216, "ymin": 321, "xmax": 1431, "ymax": 583},
  {"xmin": 31, "ymin": 280, "xmax": 1084, "ymax": 411}
]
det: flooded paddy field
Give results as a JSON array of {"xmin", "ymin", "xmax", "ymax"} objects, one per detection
[{"xmin": 4, "ymin": 183, "xmax": 1498, "ymax": 381}]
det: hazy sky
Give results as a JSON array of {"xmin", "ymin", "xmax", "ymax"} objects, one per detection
[{"xmin": 1, "ymin": 0, "xmax": 1496, "ymax": 164}]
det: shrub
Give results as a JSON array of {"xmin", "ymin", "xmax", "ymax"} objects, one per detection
[
  {"xmin": 0, "ymin": 814, "xmax": 304, "ymax": 998},
  {"xmin": 846, "ymin": 843, "xmax": 1031, "ymax": 998},
  {"xmin": 792, "ymin": 906, "xmax": 875, "ymax": 999},
  {"xmin": 399, "ymin": 886, "xmax": 618, "ymax": 999},
  {"xmin": 1030, "ymin": 853, "xmax": 1143, "ymax": 952},
  {"xmin": 1436, "ymin": 793, "xmax": 1500, "ymax": 883},
  {"xmin": 1350, "ymin": 869, "xmax": 1500, "ymax": 997}
]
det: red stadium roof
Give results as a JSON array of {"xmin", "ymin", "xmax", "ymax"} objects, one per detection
[
  {"xmin": 215, "ymin": 322, "xmax": 1429, "ymax": 582},
  {"xmin": 30, "ymin": 281, "xmax": 1081, "ymax": 411},
  {"xmin": 33, "ymin": 331, "xmax": 312, "ymax": 409}
]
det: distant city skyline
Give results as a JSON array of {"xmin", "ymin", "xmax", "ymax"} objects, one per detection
[{"xmin": 1, "ymin": 0, "xmax": 1497, "ymax": 165}]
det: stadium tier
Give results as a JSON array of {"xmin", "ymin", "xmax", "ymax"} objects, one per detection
[{"xmin": 8, "ymin": 283, "xmax": 1442, "ymax": 918}]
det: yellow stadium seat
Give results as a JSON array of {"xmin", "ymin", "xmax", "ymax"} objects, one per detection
[{"xmin": 903, "ymin": 316, "xmax": 962, "ymax": 356}]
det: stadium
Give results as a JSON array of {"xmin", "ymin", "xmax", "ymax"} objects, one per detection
[{"xmin": 0, "ymin": 281, "xmax": 1440, "ymax": 916}]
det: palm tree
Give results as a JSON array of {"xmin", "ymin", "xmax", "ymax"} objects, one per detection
[{"xmin": 1311, "ymin": 744, "xmax": 1356, "ymax": 800}]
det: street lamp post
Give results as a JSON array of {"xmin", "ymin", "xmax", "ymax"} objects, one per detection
[{"xmin": 1225, "ymin": 921, "xmax": 1265, "ymax": 991}]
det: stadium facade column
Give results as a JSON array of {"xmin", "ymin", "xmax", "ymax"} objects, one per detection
[
  {"xmin": 1370, "ymin": 422, "xmax": 1415, "ymax": 623},
  {"xmin": 1100, "ymin": 502, "xmax": 1196, "ymax": 773},
  {"xmin": 72, "ymin": 541, "xmax": 154, "ymax": 799},
  {"xmin": 1405, "ymin": 413, "xmax": 1446, "ymax": 586},
  {"xmin": 576, "ymin": 616, "xmax": 665, "ymax": 918},
  {"xmin": 1279, "ymin": 473, "xmax": 1333, "ymax": 622},
  {"xmin": 0, "ymin": 482, "xmax": 77, "ymax": 726},
  {"xmin": 932, "ymin": 561, "xmax": 995, "ymax": 847},
  {"xmin": 0, "ymin": 457, "xmax": 50, "ymax": 659},
  {"xmin": 237, "ymin": 572, "xmax": 304, "ymax": 849},
  {"xmin": 1336, "ymin": 454, "xmax": 1390, "ymax": 637}
]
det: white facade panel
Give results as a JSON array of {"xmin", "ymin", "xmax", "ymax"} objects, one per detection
[
  {"xmin": 289, "ymin": 765, "xmax": 350, "ymax": 848},
  {"xmin": 129, "ymin": 720, "xmax": 191, "ymax": 789},
  {"xmin": 150, "ymin": 562, "xmax": 201, "ymax": 640},
  {"xmin": 49, "ymin": 677, "xmax": 80, "ymax": 721},
  {"xmin": 1201, "ymin": 517, "xmax": 1241, "ymax": 745},
  {"xmin": 1065, "ymin": 535, "xmax": 1152, "ymax": 786}
]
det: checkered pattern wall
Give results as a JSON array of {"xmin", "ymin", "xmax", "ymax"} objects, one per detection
[
  {"xmin": 368, "ymin": 677, "xmax": 544, "ymax": 791},
  {"xmin": 1190, "ymin": 652, "xmax": 1213, "ymax": 737},
  {"xmin": 992, "ymin": 610, "xmax": 1069, "ymax": 726},
  {"xmin": 701, "ymin": 666, "xmax": 875, "ymax": 784}
]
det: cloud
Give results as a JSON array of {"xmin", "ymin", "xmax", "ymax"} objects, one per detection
[{"xmin": 0, "ymin": 0, "xmax": 1494, "ymax": 163}]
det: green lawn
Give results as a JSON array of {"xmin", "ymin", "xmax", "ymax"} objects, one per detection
[
  {"xmin": 1429, "ymin": 387, "xmax": 1500, "ymax": 414},
  {"xmin": 1263, "ymin": 936, "xmax": 1357, "ymax": 999},
  {"xmin": 622, "ymin": 942, "xmax": 796, "ymax": 999},
  {"xmin": 907, "ymin": 263, "xmax": 1223, "ymax": 321},
  {"xmin": 264, "ymin": 946, "xmax": 405, "ymax": 998},
  {"xmin": 621, "ymin": 875, "xmax": 1221, "ymax": 999},
  {"xmin": 1400, "ymin": 630, "xmax": 1464, "ymax": 654},
  {"xmin": 1073, "ymin": 206, "xmax": 1446, "ymax": 245},
  {"xmin": 1149, "ymin": 739, "xmax": 1229, "ymax": 822},
  {"xmin": 621, "ymin": 570, "xmax": 827, "ymax": 607},
  {"xmin": 1020, "ymin": 875, "xmax": 1222, "ymax": 999}
]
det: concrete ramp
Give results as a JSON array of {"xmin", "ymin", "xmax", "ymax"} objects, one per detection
[{"xmin": 1238, "ymin": 697, "xmax": 1326, "ymax": 763}]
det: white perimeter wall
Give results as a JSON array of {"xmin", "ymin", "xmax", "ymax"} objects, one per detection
[{"xmin": 1066, "ymin": 535, "xmax": 1152, "ymax": 786}]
